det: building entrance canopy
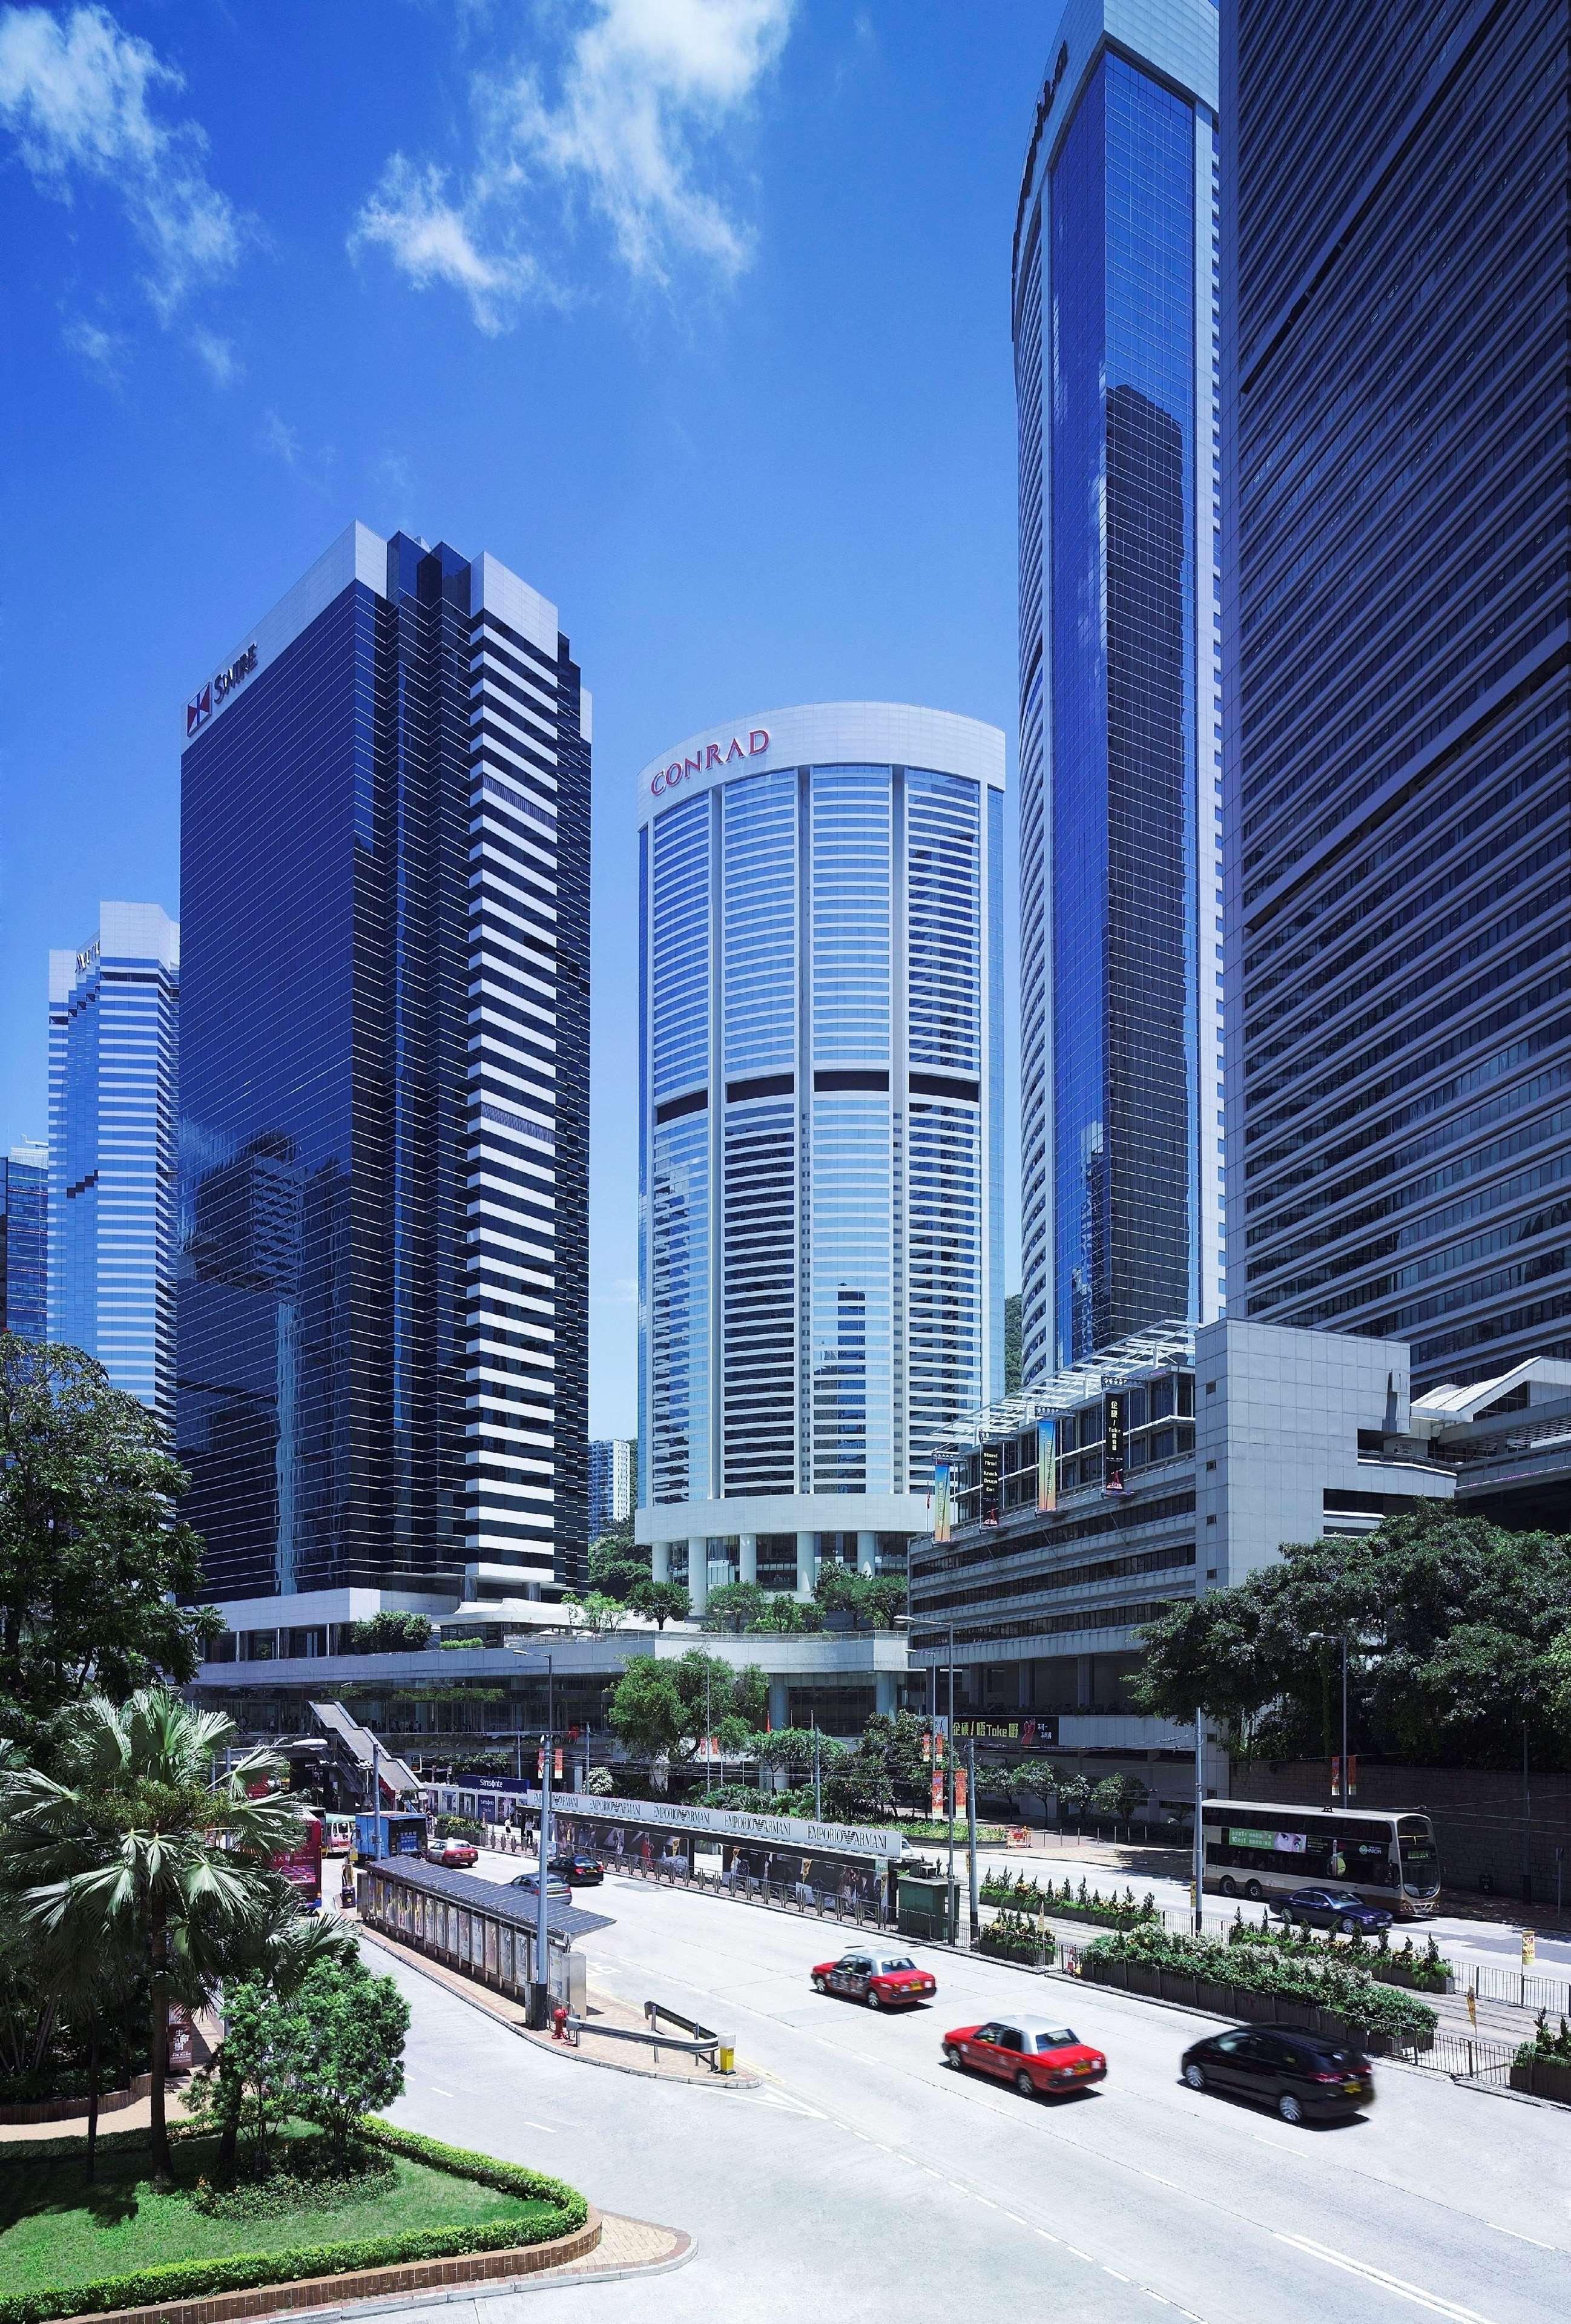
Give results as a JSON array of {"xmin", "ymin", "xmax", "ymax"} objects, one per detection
[{"xmin": 530, "ymin": 1788, "xmax": 903, "ymax": 1863}]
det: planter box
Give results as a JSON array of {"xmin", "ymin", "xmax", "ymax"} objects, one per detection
[
  {"xmin": 1123, "ymin": 1963, "xmax": 1162, "ymax": 1998},
  {"xmin": 1512, "ymin": 2058, "xmax": 1571, "ymax": 2104},
  {"xmin": 0, "ymin": 2072, "xmax": 153, "ymax": 2126},
  {"xmin": 1193, "ymin": 1980, "xmax": 1236, "ymax": 2016},
  {"xmin": 1371, "ymin": 1963, "xmax": 1455, "ymax": 1993}
]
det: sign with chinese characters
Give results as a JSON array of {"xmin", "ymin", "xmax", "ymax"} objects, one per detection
[
  {"xmin": 1103, "ymin": 1391, "xmax": 1127, "ymax": 1492},
  {"xmin": 980, "ymin": 1440, "xmax": 1002, "ymax": 1527},
  {"xmin": 952, "ymin": 1716, "xmax": 1058, "ymax": 1746},
  {"xmin": 932, "ymin": 1460, "xmax": 952, "ymax": 1544},
  {"xmin": 1036, "ymin": 1416, "xmax": 1058, "ymax": 1512}
]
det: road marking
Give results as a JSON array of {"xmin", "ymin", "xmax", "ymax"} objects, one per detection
[
  {"xmin": 427, "ymin": 2085, "xmax": 455, "ymax": 2097},
  {"xmin": 1487, "ymin": 2223, "xmax": 1556, "ymax": 2250},
  {"xmin": 520, "ymin": 2119, "xmax": 557, "ymax": 2133},
  {"xmin": 1104, "ymin": 2266, "xmax": 1130, "ymax": 2280},
  {"xmin": 1273, "ymin": 2232, "xmax": 1497, "ymax": 2324}
]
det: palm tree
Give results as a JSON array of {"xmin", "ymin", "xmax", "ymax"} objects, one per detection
[{"xmin": 0, "ymin": 1689, "xmax": 306, "ymax": 2187}]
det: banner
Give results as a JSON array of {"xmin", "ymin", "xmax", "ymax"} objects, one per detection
[
  {"xmin": 980, "ymin": 1440, "xmax": 1001, "ymax": 1526},
  {"xmin": 952, "ymin": 1716, "xmax": 1057, "ymax": 1745},
  {"xmin": 1103, "ymin": 1390, "xmax": 1127, "ymax": 1492},
  {"xmin": 1036, "ymin": 1417, "xmax": 1058, "ymax": 1512},
  {"xmin": 933, "ymin": 1461, "xmax": 952, "ymax": 1544}
]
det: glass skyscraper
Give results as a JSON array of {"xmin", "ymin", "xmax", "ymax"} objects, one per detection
[
  {"xmin": 1015, "ymin": 0, "xmax": 1224, "ymax": 1382},
  {"xmin": 0, "ymin": 1142, "xmax": 48, "ymax": 1341},
  {"xmin": 636, "ymin": 704, "xmax": 1006, "ymax": 1608},
  {"xmin": 1222, "ymin": 0, "xmax": 1570, "ymax": 1389},
  {"xmin": 48, "ymin": 904, "xmax": 180, "ymax": 1421},
  {"xmin": 178, "ymin": 523, "xmax": 589, "ymax": 1602}
]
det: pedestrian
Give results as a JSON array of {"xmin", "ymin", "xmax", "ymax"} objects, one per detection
[{"xmin": 340, "ymin": 1862, "xmax": 355, "ymax": 1912}]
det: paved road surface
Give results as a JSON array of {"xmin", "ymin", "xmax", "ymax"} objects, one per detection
[{"xmin": 375, "ymin": 1862, "xmax": 1570, "ymax": 2324}]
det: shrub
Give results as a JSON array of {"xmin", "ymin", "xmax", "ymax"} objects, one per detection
[
  {"xmin": 978, "ymin": 1873, "xmax": 1159, "ymax": 1931},
  {"xmin": 1078, "ymin": 1924, "xmax": 1438, "ymax": 2041},
  {"xmin": 977, "ymin": 1909, "xmax": 1056, "ymax": 1966},
  {"xmin": 285, "ymin": 1961, "xmax": 410, "ymax": 2167},
  {"xmin": 1515, "ymin": 2011, "xmax": 1571, "ymax": 2067},
  {"xmin": 435, "ymin": 1814, "xmax": 487, "ymax": 1842}
]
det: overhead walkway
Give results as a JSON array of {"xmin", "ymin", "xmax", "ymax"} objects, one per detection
[{"xmin": 309, "ymin": 1699, "xmax": 423, "ymax": 1808}]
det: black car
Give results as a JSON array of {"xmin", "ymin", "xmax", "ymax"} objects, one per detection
[
  {"xmin": 548, "ymin": 1852, "xmax": 604, "ymax": 1886},
  {"xmin": 1270, "ymin": 1886, "xmax": 1392, "ymax": 1935},
  {"xmin": 1181, "ymin": 2026, "xmax": 1375, "ymax": 2124}
]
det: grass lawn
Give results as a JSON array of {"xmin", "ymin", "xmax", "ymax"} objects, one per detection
[{"xmin": 0, "ymin": 2130, "xmax": 555, "ymax": 2298}]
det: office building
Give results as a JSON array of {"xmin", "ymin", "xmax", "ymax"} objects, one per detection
[
  {"xmin": 635, "ymin": 703, "xmax": 1006, "ymax": 1608},
  {"xmin": 1221, "ymin": 1, "xmax": 1570, "ymax": 1387},
  {"xmin": 588, "ymin": 1437, "xmax": 636, "ymax": 1539},
  {"xmin": 1015, "ymin": 0, "xmax": 1224, "ymax": 1381},
  {"xmin": 178, "ymin": 523, "xmax": 590, "ymax": 1604},
  {"xmin": 48, "ymin": 904, "xmax": 180, "ymax": 1420},
  {"xmin": 0, "ymin": 1142, "xmax": 48, "ymax": 1341}
]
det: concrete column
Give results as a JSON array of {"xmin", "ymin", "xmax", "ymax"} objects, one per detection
[
  {"xmin": 855, "ymin": 1530, "xmax": 877, "ymax": 1575},
  {"xmin": 739, "ymin": 1533, "xmax": 758, "ymax": 1585},
  {"xmin": 768, "ymin": 1677, "xmax": 789, "ymax": 1733},
  {"xmin": 652, "ymin": 1539, "xmax": 670, "ymax": 1585},
  {"xmin": 875, "ymin": 1671, "xmax": 897, "ymax": 1716},
  {"xmin": 795, "ymin": 1530, "xmax": 816, "ymax": 1599},
  {"xmin": 688, "ymin": 1536, "xmax": 709, "ymax": 1615}
]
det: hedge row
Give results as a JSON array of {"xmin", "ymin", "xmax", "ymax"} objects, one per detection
[
  {"xmin": 0, "ymin": 2118, "xmax": 587, "ymax": 2324},
  {"xmin": 1077, "ymin": 1926, "xmax": 1437, "ymax": 2041},
  {"xmin": 980, "ymin": 1875, "xmax": 1159, "ymax": 1931}
]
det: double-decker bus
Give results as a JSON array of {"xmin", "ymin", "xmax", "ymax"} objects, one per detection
[{"xmin": 1201, "ymin": 1800, "xmax": 1441, "ymax": 1918}]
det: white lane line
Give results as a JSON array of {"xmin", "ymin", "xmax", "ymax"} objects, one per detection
[
  {"xmin": 1104, "ymin": 2266, "xmax": 1131, "ymax": 2281},
  {"xmin": 1273, "ymin": 2231, "xmax": 1497, "ymax": 2324},
  {"xmin": 427, "ymin": 2085, "xmax": 455, "ymax": 2096},
  {"xmin": 1487, "ymin": 2223, "xmax": 1555, "ymax": 2250}
]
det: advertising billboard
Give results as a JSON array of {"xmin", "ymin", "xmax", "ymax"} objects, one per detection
[
  {"xmin": 1036, "ymin": 1416, "xmax": 1058, "ymax": 1512},
  {"xmin": 933, "ymin": 1460, "xmax": 952, "ymax": 1544}
]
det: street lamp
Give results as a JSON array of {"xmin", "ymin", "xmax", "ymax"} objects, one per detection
[
  {"xmin": 933, "ymin": 1622, "xmax": 965, "ymax": 1946},
  {"xmin": 1306, "ymin": 1631, "xmax": 1350, "ymax": 1808}
]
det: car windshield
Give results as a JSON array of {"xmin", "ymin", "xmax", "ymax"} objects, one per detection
[
  {"xmin": 1032, "ymin": 2029, "xmax": 1078, "ymax": 2050},
  {"xmin": 1324, "ymin": 1891, "xmax": 1364, "ymax": 1905},
  {"xmin": 878, "ymin": 1958, "xmax": 917, "ymax": 1973}
]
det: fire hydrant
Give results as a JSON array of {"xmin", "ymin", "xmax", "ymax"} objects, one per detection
[{"xmin": 552, "ymin": 2004, "xmax": 569, "ymax": 2043}]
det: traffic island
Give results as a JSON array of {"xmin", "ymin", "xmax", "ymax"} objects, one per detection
[{"xmin": 0, "ymin": 2119, "xmax": 597, "ymax": 2324}]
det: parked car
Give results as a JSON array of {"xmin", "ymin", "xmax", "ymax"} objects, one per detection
[
  {"xmin": 427, "ymin": 1837, "xmax": 478, "ymax": 1869},
  {"xmin": 1181, "ymin": 2026, "xmax": 1374, "ymax": 2124},
  {"xmin": 548, "ymin": 1853, "xmax": 604, "ymax": 1886},
  {"xmin": 811, "ymin": 1952, "xmax": 937, "ymax": 2007},
  {"xmin": 943, "ymin": 2018, "xmax": 1106, "ymax": 2098},
  {"xmin": 1270, "ymin": 1887, "xmax": 1393, "ymax": 1935},
  {"xmin": 511, "ymin": 1869, "xmax": 572, "ymax": 1901}
]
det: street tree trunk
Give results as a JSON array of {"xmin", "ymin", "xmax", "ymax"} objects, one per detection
[
  {"xmin": 85, "ymin": 2021, "xmax": 100, "ymax": 2184},
  {"xmin": 148, "ymin": 1916, "xmax": 171, "ymax": 2190}
]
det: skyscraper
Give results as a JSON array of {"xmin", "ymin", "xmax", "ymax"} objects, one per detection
[
  {"xmin": 636, "ymin": 704, "xmax": 1005, "ymax": 1608},
  {"xmin": 1222, "ymin": 0, "xmax": 1570, "ymax": 1387},
  {"xmin": 588, "ymin": 1437, "xmax": 636, "ymax": 1540},
  {"xmin": 178, "ymin": 523, "xmax": 589, "ymax": 1603},
  {"xmin": 1015, "ymin": 0, "xmax": 1224, "ymax": 1382},
  {"xmin": 48, "ymin": 904, "xmax": 180, "ymax": 1421},
  {"xmin": 0, "ymin": 1142, "xmax": 48, "ymax": 1341}
]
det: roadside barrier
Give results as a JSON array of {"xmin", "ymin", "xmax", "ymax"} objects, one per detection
[
  {"xmin": 1398, "ymin": 2028, "xmax": 1516, "ymax": 2086},
  {"xmin": 1463, "ymin": 1960, "xmax": 1571, "ymax": 2016},
  {"xmin": 614, "ymin": 1855, "xmax": 894, "ymax": 1929}
]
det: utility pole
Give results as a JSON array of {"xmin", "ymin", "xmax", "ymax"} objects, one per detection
[
  {"xmin": 1193, "ymin": 1708, "xmax": 1205, "ymax": 1935},
  {"xmin": 946, "ymin": 1621, "xmax": 957, "ymax": 1947},
  {"xmin": 812, "ymin": 1717, "xmax": 822, "ymax": 1821},
  {"xmin": 1340, "ymin": 1634, "xmax": 1349, "ymax": 1809},
  {"xmin": 966, "ymin": 1737, "xmax": 979, "ymax": 1949},
  {"xmin": 1522, "ymin": 1719, "xmax": 1533, "ymax": 1905},
  {"xmin": 532, "ymin": 1654, "xmax": 555, "ymax": 2029}
]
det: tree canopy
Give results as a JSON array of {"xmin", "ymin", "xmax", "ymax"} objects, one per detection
[
  {"xmin": 1130, "ymin": 1506, "xmax": 1571, "ymax": 1768},
  {"xmin": 604, "ymin": 1650, "xmax": 768, "ymax": 1772},
  {"xmin": 0, "ymin": 1337, "xmax": 218, "ymax": 1748}
]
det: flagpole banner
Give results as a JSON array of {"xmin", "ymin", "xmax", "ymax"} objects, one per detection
[
  {"xmin": 933, "ymin": 1460, "xmax": 952, "ymax": 1544},
  {"xmin": 1036, "ymin": 1416, "xmax": 1057, "ymax": 1512}
]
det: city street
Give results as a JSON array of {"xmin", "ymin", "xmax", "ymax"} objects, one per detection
[{"xmin": 371, "ymin": 1859, "xmax": 1571, "ymax": 2324}]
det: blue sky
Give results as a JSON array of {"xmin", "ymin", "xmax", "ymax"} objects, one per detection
[{"xmin": 0, "ymin": 0, "xmax": 1045, "ymax": 1437}]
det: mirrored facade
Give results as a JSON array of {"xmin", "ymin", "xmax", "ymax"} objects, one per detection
[
  {"xmin": 1015, "ymin": 1, "xmax": 1224, "ymax": 1380},
  {"xmin": 178, "ymin": 524, "xmax": 589, "ymax": 1601},
  {"xmin": 1224, "ymin": 0, "xmax": 1571, "ymax": 1391},
  {"xmin": 636, "ymin": 705, "xmax": 1005, "ymax": 1604},
  {"xmin": 0, "ymin": 1142, "xmax": 48, "ymax": 1342},
  {"xmin": 48, "ymin": 904, "xmax": 180, "ymax": 1421}
]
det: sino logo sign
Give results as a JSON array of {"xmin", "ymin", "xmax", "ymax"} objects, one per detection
[
  {"xmin": 186, "ymin": 641, "xmax": 258, "ymax": 736},
  {"xmin": 650, "ymin": 728, "xmax": 770, "ymax": 798}
]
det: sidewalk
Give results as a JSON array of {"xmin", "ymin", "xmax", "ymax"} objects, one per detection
[{"xmin": 356, "ymin": 1924, "xmax": 758, "ymax": 2088}]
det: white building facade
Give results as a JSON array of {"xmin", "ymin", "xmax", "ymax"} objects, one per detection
[{"xmin": 636, "ymin": 703, "xmax": 1006, "ymax": 1608}]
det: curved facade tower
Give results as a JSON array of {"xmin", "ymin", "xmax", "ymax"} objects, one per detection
[
  {"xmin": 635, "ymin": 704, "xmax": 1006, "ymax": 1607},
  {"xmin": 1013, "ymin": 0, "xmax": 1224, "ymax": 1382}
]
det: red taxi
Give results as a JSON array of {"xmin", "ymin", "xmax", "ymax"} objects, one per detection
[
  {"xmin": 943, "ymin": 2016, "xmax": 1107, "ymax": 2098},
  {"xmin": 427, "ymin": 1837, "xmax": 479, "ymax": 1869},
  {"xmin": 811, "ymin": 1950, "xmax": 937, "ymax": 2009}
]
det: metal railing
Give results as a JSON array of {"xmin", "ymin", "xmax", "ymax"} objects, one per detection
[
  {"xmin": 1463, "ymin": 1961, "xmax": 1571, "ymax": 2018},
  {"xmin": 559, "ymin": 2001, "xmax": 725, "ymax": 2069},
  {"xmin": 614, "ymin": 1855, "xmax": 892, "ymax": 1928},
  {"xmin": 1398, "ymin": 2028, "xmax": 1517, "ymax": 2085}
]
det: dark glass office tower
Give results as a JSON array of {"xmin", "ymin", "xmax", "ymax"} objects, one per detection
[
  {"xmin": 1015, "ymin": 0, "xmax": 1224, "ymax": 1382},
  {"xmin": 179, "ymin": 525, "xmax": 589, "ymax": 1600},
  {"xmin": 0, "ymin": 1144, "xmax": 48, "ymax": 1341},
  {"xmin": 1223, "ymin": 1, "xmax": 1571, "ymax": 1388}
]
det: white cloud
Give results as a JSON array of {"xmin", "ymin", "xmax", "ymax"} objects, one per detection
[
  {"xmin": 259, "ymin": 409, "xmax": 300, "ymax": 467},
  {"xmin": 191, "ymin": 326, "xmax": 239, "ymax": 384},
  {"xmin": 351, "ymin": 155, "xmax": 540, "ymax": 335},
  {"xmin": 0, "ymin": 4, "xmax": 245, "ymax": 318},
  {"xmin": 62, "ymin": 311, "xmax": 126, "ymax": 381},
  {"xmin": 353, "ymin": 0, "xmax": 795, "ymax": 328}
]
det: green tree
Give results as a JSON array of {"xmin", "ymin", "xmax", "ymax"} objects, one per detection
[
  {"xmin": 588, "ymin": 1524, "xmax": 649, "ymax": 1603},
  {"xmin": 1004, "ymin": 1292, "xmax": 1023, "ymax": 1397},
  {"xmin": 705, "ymin": 1581, "xmax": 768, "ymax": 1634},
  {"xmin": 861, "ymin": 1575, "xmax": 908, "ymax": 1629},
  {"xmin": 349, "ymin": 1611, "xmax": 432, "ymax": 1654},
  {"xmin": 604, "ymin": 1660, "xmax": 685, "ymax": 1768},
  {"xmin": 0, "ymin": 1688, "xmax": 305, "ymax": 2187},
  {"xmin": 606, "ymin": 1652, "xmax": 769, "ymax": 1777},
  {"xmin": 562, "ymin": 1591, "xmax": 627, "ymax": 1634},
  {"xmin": 0, "ymin": 1337, "xmax": 219, "ymax": 1748},
  {"xmin": 1007, "ymin": 1758, "xmax": 1059, "ymax": 1811},
  {"xmin": 1090, "ymin": 1772, "xmax": 1149, "ymax": 1837},
  {"xmin": 191, "ymin": 1877, "xmax": 358, "ymax": 2172},
  {"xmin": 1054, "ymin": 1770, "xmax": 1092, "ymax": 1829},
  {"xmin": 756, "ymin": 1726, "xmax": 819, "ymax": 1777},
  {"xmin": 629, "ymin": 1578, "xmax": 691, "ymax": 1629},
  {"xmin": 813, "ymin": 1561, "xmax": 862, "ymax": 1615},
  {"xmin": 1131, "ymin": 1506, "xmax": 1571, "ymax": 1767},
  {"xmin": 283, "ymin": 1956, "xmax": 409, "ymax": 2168}
]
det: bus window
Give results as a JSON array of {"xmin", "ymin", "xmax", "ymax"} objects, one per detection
[{"xmin": 1397, "ymin": 1820, "xmax": 1441, "ymax": 1898}]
